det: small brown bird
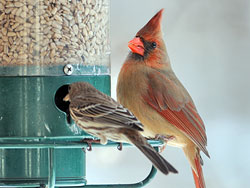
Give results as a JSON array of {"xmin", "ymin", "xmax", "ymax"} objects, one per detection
[
  {"xmin": 117, "ymin": 9, "xmax": 209, "ymax": 188},
  {"xmin": 64, "ymin": 82, "xmax": 178, "ymax": 175}
]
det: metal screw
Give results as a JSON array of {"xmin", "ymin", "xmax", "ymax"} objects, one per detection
[{"xmin": 64, "ymin": 64, "xmax": 73, "ymax": 75}]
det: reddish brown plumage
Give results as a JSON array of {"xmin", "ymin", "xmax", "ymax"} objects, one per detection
[
  {"xmin": 143, "ymin": 71, "xmax": 208, "ymax": 157},
  {"xmin": 117, "ymin": 9, "xmax": 209, "ymax": 188}
]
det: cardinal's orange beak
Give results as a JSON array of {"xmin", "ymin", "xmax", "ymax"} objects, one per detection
[{"xmin": 128, "ymin": 37, "xmax": 144, "ymax": 56}]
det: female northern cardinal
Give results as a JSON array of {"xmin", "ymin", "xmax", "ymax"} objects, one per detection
[
  {"xmin": 64, "ymin": 82, "xmax": 178, "ymax": 175},
  {"xmin": 117, "ymin": 9, "xmax": 209, "ymax": 188}
]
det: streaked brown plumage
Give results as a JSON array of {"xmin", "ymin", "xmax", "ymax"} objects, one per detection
[
  {"xmin": 64, "ymin": 81, "xmax": 178, "ymax": 175},
  {"xmin": 117, "ymin": 9, "xmax": 209, "ymax": 188}
]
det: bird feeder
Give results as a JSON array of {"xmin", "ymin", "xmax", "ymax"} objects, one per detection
[{"xmin": 0, "ymin": 0, "xmax": 160, "ymax": 187}]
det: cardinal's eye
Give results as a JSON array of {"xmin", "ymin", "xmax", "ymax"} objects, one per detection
[{"xmin": 151, "ymin": 42, "xmax": 157, "ymax": 49}]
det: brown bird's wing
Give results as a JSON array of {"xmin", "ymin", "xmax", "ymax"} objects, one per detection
[
  {"xmin": 70, "ymin": 96, "xmax": 143, "ymax": 131},
  {"xmin": 143, "ymin": 70, "xmax": 209, "ymax": 157}
]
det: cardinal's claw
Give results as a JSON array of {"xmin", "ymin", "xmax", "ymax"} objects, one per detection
[{"xmin": 154, "ymin": 134, "xmax": 175, "ymax": 153}]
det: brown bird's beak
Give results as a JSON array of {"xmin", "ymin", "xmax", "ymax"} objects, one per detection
[
  {"xmin": 128, "ymin": 37, "xmax": 144, "ymax": 56},
  {"xmin": 63, "ymin": 94, "xmax": 70, "ymax": 101}
]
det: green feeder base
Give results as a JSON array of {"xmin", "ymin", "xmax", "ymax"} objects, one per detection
[{"xmin": 0, "ymin": 75, "xmax": 110, "ymax": 186}]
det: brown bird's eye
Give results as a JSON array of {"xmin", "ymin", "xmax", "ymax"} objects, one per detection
[{"xmin": 151, "ymin": 42, "xmax": 157, "ymax": 49}]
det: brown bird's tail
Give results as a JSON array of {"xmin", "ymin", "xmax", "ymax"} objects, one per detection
[
  {"xmin": 192, "ymin": 153, "xmax": 206, "ymax": 188},
  {"xmin": 124, "ymin": 129, "xmax": 178, "ymax": 175}
]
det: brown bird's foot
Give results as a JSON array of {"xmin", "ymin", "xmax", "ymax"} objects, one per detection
[
  {"xmin": 81, "ymin": 138, "xmax": 101, "ymax": 151},
  {"xmin": 154, "ymin": 134, "xmax": 175, "ymax": 153},
  {"xmin": 117, "ymin": 143, "xmax": 123, "ymax": 151}
]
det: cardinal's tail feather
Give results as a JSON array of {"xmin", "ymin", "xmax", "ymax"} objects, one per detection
[{"xmin": 192, "ymin": 153, "xmax": 206, "ymax": 188}]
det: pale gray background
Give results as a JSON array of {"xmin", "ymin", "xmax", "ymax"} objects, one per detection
[{"xmin": 86, "ymin": 0, "xmax": 250, "ymax": 187}]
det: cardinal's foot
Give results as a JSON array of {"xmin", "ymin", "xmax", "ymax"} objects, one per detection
[{"xmin": 154, "ymin": 134, "xmax": 175, "ymax": 153}]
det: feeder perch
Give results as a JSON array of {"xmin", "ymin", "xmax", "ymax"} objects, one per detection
[{"xmin": 0, "ymin": 0, "xmax": 162, "ymax": 187}]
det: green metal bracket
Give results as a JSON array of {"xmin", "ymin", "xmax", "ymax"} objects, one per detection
[
  {"xmin": 66, "ymin": 166, "xmax": 157, "ymax": 188},
  {"xmin": 82, "ymin": 148, "xmax": 159, "ymax": 188},
  {"xmin": 0, "ymin": 137, "xmax": 162, "ymax": 188}
]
